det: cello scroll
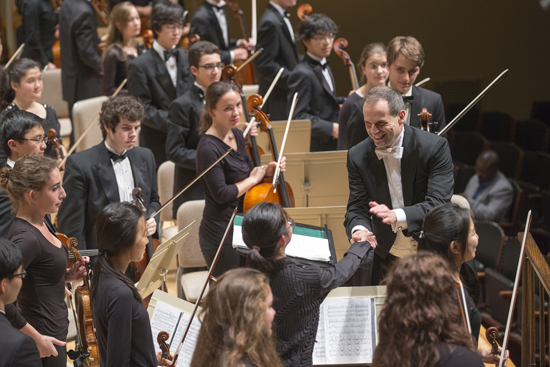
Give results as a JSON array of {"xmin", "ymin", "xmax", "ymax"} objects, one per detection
[{"xmin": 297, "ymin": 4, "xmax": 312, "ymax": 21}]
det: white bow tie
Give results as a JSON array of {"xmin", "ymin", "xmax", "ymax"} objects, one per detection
[{"xmin": 375, "ymin": 146, "xmax": 403, "ymax": 160}]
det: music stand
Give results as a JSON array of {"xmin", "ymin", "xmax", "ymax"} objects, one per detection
[{"xmin": 136, "ymin": 221, "xmax": 195, "ymax": 299}]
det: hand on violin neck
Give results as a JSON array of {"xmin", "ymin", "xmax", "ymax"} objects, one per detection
[
  {"xmin": 146, "ymin": 218, "xmax": 157, "ymax": 237},
  {"xmin": 156, "ymin": 351, "xmax": 175, "ymax": 366},
  {"xmin": 66, "ymin": 257, "xmax": 89, "ymax": 282}
]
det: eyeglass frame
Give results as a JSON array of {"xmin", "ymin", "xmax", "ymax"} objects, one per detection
[
  {"xmin": 20, "ymin": 136, "xmax": 48, "ymax": 144},
  {"xmin": 8, "ymin": 270, "xmax": 27, "ymax": 280},
  {"xmin": 164, "ymin": 24, "xmax": 185, "ymax": 32},
  {"xmin": 311, "ymin": 33, "xmax": 336, "ymax": 42},
  {"xmin": 197, "ymin": 62, "xmax": 225, "ymax": 72}
]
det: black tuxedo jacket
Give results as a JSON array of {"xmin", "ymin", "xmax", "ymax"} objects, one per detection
[
  {"xmin": 189, "ymin": 1, "xmax": 238, "ymax": 65},
  {"xmin": 287, "ymin": 55, "xmax": 345, "ymax": 152},
  {"xmin": 0, "ymin": 188, "xmax": 15, "ymax": 239},
  {"xmin": 344, "ymin": 124, "xmax": 454, "ymax": 258},
  {"xmin": 346, "ymin": 85, "xmax": 446, "ymax": 149},
  {"xmin": 58, "ymin": 142, "xmax": 161, "ymax": 249},
  {"xmin": 254, "ymin": 4, "xmax": 299, "ymax": 121},
  {"xmin": 128, "ymin": 47, "xmax": 192, "ymax": 168},
  {"xmin": 0, "ymin": 313, "xmax": 41, "ymax": 367},
  {"xmin": 166, "ymin": 86, "xmax": 205, "ymax": 219},
  {"xmin": 59, "ymin": 0, "xmax": 102, "ymax": 105}
]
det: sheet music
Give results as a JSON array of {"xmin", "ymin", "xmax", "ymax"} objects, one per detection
[
  {"xmin": 312, "ymin": 297, "xmax": 376, "ymax": 365},
  {"xmin": 150, "ymin": 301, "xmax": 202, "ymax": 367}
]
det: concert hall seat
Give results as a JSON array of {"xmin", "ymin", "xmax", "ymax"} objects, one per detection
[
  {"xmin": 72, "ymin": 96, "xmax": 108, "ymax": 152},
  {"xmin": 450, "ymin": 130, "xmax": 489, "ymax": 166},
  {"xmin": 157, "ymin": 161, "xmax": 177, "ymax": 241},
  {"xmin": 38, "ymin": 69, "xmax": 72, "ymax": 139},
  {"xmin": 489, "ymin": 141, "xmax": 524, "ymax": 179},
  {"xmin": 514, "ymin": 119, "xmax": 550, "ymax": 153},
  {"xmin": 474, "ymin": 220, "xmax": 505, "ymax": 273},
  {"xmin": 479, "ymin": 111, "xmax": 515, "ymax": 142}
]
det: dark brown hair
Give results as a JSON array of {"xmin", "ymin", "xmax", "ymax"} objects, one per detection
[
  {"xmin": 358, "ymin": 42, "xmax": 386, "ymax": 86},
  {"xmin": 191, "ymin": 268, "xmax": 283, "ymax": 367},
  {"xmin": 199, "ymin": 81, "xmax": 241, "ymax": 133},
  {"xmin": 150, "ymin": 1, "xmax": 184, "ymax": 39},
  {"xmin": 189, "ymin": 41, "xmax": 220, "ymax": 68},
  {"xmin": 99, "ymin": 95, "xmax": 145, "ymax": 139},
  {"xmin": 0, "ymin": 58, "xmax": 41, "ymax": 110},
  {"xmin": 372, "ymin": 251, "xmax": 476, "ymax": 367}
]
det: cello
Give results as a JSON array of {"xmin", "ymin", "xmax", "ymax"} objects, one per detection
[
  {"xmin": 333, "ymin": 38, "xmax": 359, "ymax": 90},
  {"xmin": 227, "ymin": 0, "xmax": 258, "ymax": 86},
  {"xmin": 243, "ymin": 94, "xmax": 295, "ymax": 211}
]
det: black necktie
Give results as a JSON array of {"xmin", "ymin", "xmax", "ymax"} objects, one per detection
[
  {"xmin": 403, "ymin": 95, "xmax": 414, "ymax": 103},
  {"xmin": 109, "ymin": 151, "xmax": 127, "ymax": 162},
  {"xmin": 163, "ymin": 48, "xmax": 179, "ymax": 61}
]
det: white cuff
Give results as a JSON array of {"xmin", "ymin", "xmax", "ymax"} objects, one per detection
[
  {"xmin": 230, "ymin": 50, "xmax": 235, "ymax": 64},
  {"xmin": 391, "ymin": 209, "xmax": 407, "ymax": 233},
  {"xmin": 352, "ymin": 225, "xmax": 368, "ymax": 235}
]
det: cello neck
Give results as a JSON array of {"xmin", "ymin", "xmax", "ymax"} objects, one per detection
[
  {"xmin": 241, "ymin": 92, "xmax": 262, "ymax": 166},
  {"xmin": 267, "ymin": 127, "xmax": 292, "ymax": 208}
]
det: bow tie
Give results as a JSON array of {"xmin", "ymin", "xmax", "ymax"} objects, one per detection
[
  {"xmin": 402, "ymin": 95, "xmax": 414, "ymax": 103},
  {"xmin": 109, "ymin": 151, "xmax": 127, "ymax": 162},
  {"xmin": 375, "ymin": 146, "xmax": 403, "ymax": 160},
  {"xmin": 163, "ymin": 48, "xmax": 179, "ymax": 61},
  {"xmin": 195, "ymin": 85, "xmax": 205, "ymax": 102},
  {"xmin": 284, "ymin": 11, "xmax": 290, "ymax": 18},
  {"xmin": 320, "ymin": 61, "xmax": 329, "ymax": 70}
]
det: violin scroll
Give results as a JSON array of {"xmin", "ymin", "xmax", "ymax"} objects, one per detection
[
  {"xmin": 485, "ymin": 326, "xmax": 501, "ymax": 356},
  {"xmin": 222, "ymin": 64, "xmax": 238, "ymax": 82},
  {"xmin": 188, "ymin": 34, "xmax": 201, "ymax": 48},
  {"xmin": 157, "ymin": 331, "xmax": 172, "ymax": 361},
  {"xmin": 297, "ymin": 4, "xmax": 312, "ymax": 21},
  {"xmin": 418, "ymin": 108, "xmax": 433, "ymax": 132}
]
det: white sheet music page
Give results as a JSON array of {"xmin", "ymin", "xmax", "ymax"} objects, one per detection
[
  {"xmin": 150, "ymin": 301, "xmax": 202, "ymax": 367},
  {"xmin": 312, "ymin": 297, "xmax": 377, "ymax": 365}
]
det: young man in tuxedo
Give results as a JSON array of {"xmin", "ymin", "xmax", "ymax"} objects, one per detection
[
  {"xmin": 166, "ymin": 41, "xmax": 221, "ymax": 219},
  {"xmin": 287, "ymin": 14, "xmax": 345, "ymax": 152},
  {"xmin": 128, "ymin": 1, "xmax": 193, "ymax": 168},
  {"xmin": 0, "ymin": 239, "xmax": 41, "ymax": 367},
  {"xmin": 254, "ymin": 0, "xmax": 300, "ymax": 121},
  {"xmin": 189, "ymin": 0, "xmax": 251, "ymax": 65},
  {"xmin": 345, "ymin": 86, "xmax": 454, "ymax": 285},
  {"xmin": 58, "ymin": 96, "xmax": 160, "ymax": 250},
  {"xmin": 0, "ymin": 111, "xmax": 47, "ymax": 238}
]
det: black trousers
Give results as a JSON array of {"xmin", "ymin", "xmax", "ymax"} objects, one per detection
[
  {"xmin": 199, "ymin": 236, "xmax": 242, "ymax": 278},
  {"xmin": 371, "ymin": 252, "xmax": 399, "ymax": 286},
  {"xmin": 41, "ymin": 344, "xmax": 66, "ymax": 367}
]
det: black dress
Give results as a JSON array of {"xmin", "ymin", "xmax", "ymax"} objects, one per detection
[
  {"xmin": 18, "ymin": 0, "xmax": 58, "ymax": 67},
  {"xmin": 196, "ymin": 128, "xmax": 254, "ymax": 277},
  {"xmin": 434, "ymin": 343, "xmax": 484, "ymax": 367},
  {"xmin": 92, "ymin": 275, "xmax": 157, "ymax": 367},
  {"xmin": 0, "ymin": 103, "xmax": 63, "ymax": 167},
  {"xmin": 337, "ymin": 92, "xmax": 362, "ymax": 150},
  {"xmin": 102, "ymin": 44, "xmax": 147, "ymax": 96},
  {"xmin": 268, "ymin": 241, "xmax": 373, "ymax": 367}
]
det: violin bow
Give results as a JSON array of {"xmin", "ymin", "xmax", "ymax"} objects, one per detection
[
  {"xmin": 242, "ymin": 67, "xmax": 284, "ymax": 138},
  {"xmin": 438, "ymin": 69, "xmax": 508, "ymax": 137},
  {"xmin": 5, "ymin": 43, "xmax": 25, "ymax": 69},
  {"xmin": 455, "ymin": 280, "xmax": 472, "ymax": 335},
  {"xmin": 415, "ymin": 77, "xmax": 430, "ymax": 88},
  {"xmin": 236, "ymin": 47, "xmax": 263, "ymax": 73},
  {"xmin": 498, "ymin": 210, "xmax": 532, "ymax": 367},
  {"xmin": 148, "ymin": 148, "xmax": 233, "ymax": 220},
  {"xmin": 167, "ymin": 208, "xmax": 238, "ymax": 365},
  {"xmin": 273, "ymin": 92, "xmax": 298, "ymax": 192},
  {"xmin": 59, "ymin": 79, "xmax": 127, "ymax": 168}
]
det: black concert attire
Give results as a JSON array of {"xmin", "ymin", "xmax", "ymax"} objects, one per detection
[
  {"xmin": 18, "ymin": 0, "xmax": 58, "ymax": 67},
  {"xmin": 0, "ymin": 312, "xmax": 41, "ymax": 367},
  {"xmin": 196, "ymin": 128, "xmax": 253, "ymax": 277},
  {"xmin": 102, "ymin": 44, "xmax": 147, "ymax": 96},
  {"xmin": 434, "ymin": 344, "xmax": 484, "ymax": 367},
  {"xmin": 0, "ymin": 160, "xmax": 15, "ymax": 239},
  {"xmin": 92, "ymin": 275, "xmax": 157, "ymax": 367},
  {"xmin": 5, "ymin": 217, "xmax": 69, "ymax": 367},
  {"xmin": 0, "ymin": 103, "xmax": 63, "ymax": 167},
  {"xmin": 337, "ymin": 91, "xmax": 361, "ymax": 150},
  {"xmin": 268, "ymin": 241, "xmax": 374, "ymax": 367}
]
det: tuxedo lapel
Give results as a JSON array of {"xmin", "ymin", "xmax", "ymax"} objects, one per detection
[
  {"xmin": 206, "ymin": 4, "xmax": 227, "ymax": 48},
  {"xmin": 93, "ymin": 145, "xmax": 120, "ymax": 204},
  {"xmin": 152, "ymin": 51, "xmax": 177, "ymax": 100},
  {"xmin": 410, "ymin": 86, "xmax": 423, "ymax": 127},
  {"xmin": 176, "ymin": 50, "xmax": 189, "ymax": 96},
  {"xmin": 366, "ymin": 150, "xmax": 393, "ymax": 210},
  {"xmin": 401, "ymin": 126, "xmax": 419, "ymax": 206},
  {"xmin": 268, "ymin": 5, "xmax": 298, "ymax": 61},
  {"xmin": 307, "ymin": 57, "xmax": 338, "ymax": 105},
  {"xmin": 191, "ymin": 88, "xmax": 204, "ymax": 119}
]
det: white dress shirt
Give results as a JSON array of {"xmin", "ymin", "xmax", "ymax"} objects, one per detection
[
  {"xmin": 352, "ymin": 128, "xmax": 417, "ymax": 258},
  {"xmin": 207, "ymin": 0, "xmax": 237, "ymax": 63},
  {"xmin": 105, "ymin": 142, "xmax": 135, "ymax": 203},
  {"xmin": 307, "ymin": 52, "xmax": 334, "ymax": 92},
  {"xmin": 6, "ymin": 158, "xmax": 15, "ymax": 168},
  {"xmin": 269, "ymin": 1, "xmax": 295, "ymax": 43},
  {"xmin": 389, "ymin": 81, "xmax": 412, "ymax": 126},
  {"xmin": 153, "ymin": 40, "xmax": 178, "ymax": 87},
  {"xmin": 194, "ymin": 81, "xmax": 207, "ymax": 104}
]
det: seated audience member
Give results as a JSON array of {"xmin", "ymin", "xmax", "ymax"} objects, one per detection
[
  {"xmin": 0, "ymin": 58, "xmax": 65, "ymax": 164},
  {"xmin": 1, "ymin": 155, "xmax": 88, "ymax": 365},
  {"xmin": 102, "ymin": 1, "xmax": 147, "ymax": 96},
  {"xmin": 462, "ymin": 150, "xmax": 513, "ymax": 222},
  {"xmin": 90, "ymin": 202, "xmax": 173, "ymax": 367},
  {"xmin": 0, "ymin": 239, "xmax": 41, "ymax": 367},
  {"xmin": 0, "ymin": 110, "xmax": 47, "ymax": 238},
  {"xmin": 166, "ymin": 41, "xmax": 221, "ymax": 218},
  {"xmin": 288, "ymin": 14, "xmax": 345, "ymax": 152},
  {"xmin": 127, "ymin": 1, "xmax": 193, "ymax": 168},
  {"xmin": 372, "ymin": 251, "xmax": 484, "ymax": 367},
  {"xmin": 58, "ymin": 96, "xmax": 160, "ymax": 250},
  {"xmin": 190, "ymin": 268, "xmax": 282, "ymax": 367},
  {"xmin": 339, "ymin": 42, "xmax": 388, "ymax": 150},
  {"xmin": 242, "ymin": 202, "xmax": 375, "ymax": 366}
]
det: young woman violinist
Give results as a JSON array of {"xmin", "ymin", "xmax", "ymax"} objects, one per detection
[
  {"xmin": 195, "ymin": 81, "xmax": 285, "ymax": 278},
  {"xmin": 0, "ymin": 58, "xmax": 66, "ymax": 163},
  {"xmin": 90, "ymin": 202, "xmax": 173, "ymax": 367},
  {"xmin": 337, "ymin": 42, "xmax": 389, "ymax": 150},
  {"xmin": 0, "ymin": 155, "xmax": 88, "ymax": 366},
  {"xmin": 102, "ymin": 1, "xmax": 146, "ymax": 96},
  {"xmin": 191, "ymin": 267, "xmax": 283, "ymax": 367},
  {"xmin": 241, "ymin": 202, "xmax": 374, "ymax": 366}
]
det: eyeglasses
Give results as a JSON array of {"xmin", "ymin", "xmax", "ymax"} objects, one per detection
[
  {"xmin": 9, "ymin": 270, "xmax": 27, "ymax": 280},
  {"xmin": 165, "ymin": 24, "xmax": 185, "ymax": 32},
  {"xmin": 311, "ymin": 34, "xmax": 335, "ymax": 41},
  {"xmin": 198, "ymin": 62, "xmax": 225, "ymax": 72},
  {"xmin": 20, "ymin": 136, "xmax": 48, "ymax": 144},
  {"xmin": 287, "ymin": 218, "xmax": 295, "ymax": 229}
]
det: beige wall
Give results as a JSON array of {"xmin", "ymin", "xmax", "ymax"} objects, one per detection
[{"xmin": 187, "ymin": 0, "xmax": 550, "ymax": 121}]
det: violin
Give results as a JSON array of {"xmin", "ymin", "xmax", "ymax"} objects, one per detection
[
  {"xmin": 227, "ymin": 0, "xmax": 258, "ymax": 86},
  {"xmin": 486, "ymin": 327, "xmax": 501, "ymax": 356},
  {"xmin": 58, "ymin": 234, "xmax": 100, "ymax": 367},
  {"xmin": 418, "ymin": 108, "xmax": 436, "ymax": 133},
  {"xmin": 47, "ymin": 129, "xmax": 65, "ymax": 167},
  {"xmin": 187, "ymin": 33, "xmax": 202, "ymax": 48},
  {"xmin": 243, "ymin": 94, "xmax": 294, "ymax": 211},
  {"xmin": 222, "ymin": 64, "xmax": 264, "ymax": 167},
  {"xmin": 333, "ymin": 38, "xmax": 359, "ymax": 90},
  {"xmin": 142, "ymin": 29, "xmax": 154, "ymax": 49},
  {"xmin": 297, "ymin": 3, "xmax": 312, "ymax": 21}
]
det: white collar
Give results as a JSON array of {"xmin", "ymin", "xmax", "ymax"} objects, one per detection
[
  {"xmin": 269, "ymin": 1, "xmax": 286, "ymax": 16},
  {"xmin": 153, "ymin": 41, "xmax": 176, "ymax": 62},
  {"xmin": 389, "ymin": 81, "xmax": 413, "ymax": 97},
  {"xmin": 207, "ymin": 0, "xmax": 226, "ymax": 7},
  {"xmin": 6, "ymin": 158, "xmax": 15, "ymax": 168},
  {"xmin": 194, "ymin": 81, "xmax": 207, "ymax": 95},
  {"xmin": 307, "ymin": 52, "xmax": 326, "ymax": 65},
  {"xmin": 391, "ymin": 126, "xmax": 405, "ymax": 148},
  {"xmin": 104, "ymin": 141, "xmax": 127, "ymax": 156}
]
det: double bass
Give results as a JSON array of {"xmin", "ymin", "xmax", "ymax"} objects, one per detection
[
  {"xmin": 333, "ymin": 38, "xmax": 359, "ymax": 90},
  {"xmin": 297, "ymin": 3, "xmax": 312, "ymax": 21},
  {"xmin": 227, "ymin": 0, "xmax": 258, "ymax": 86}
]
